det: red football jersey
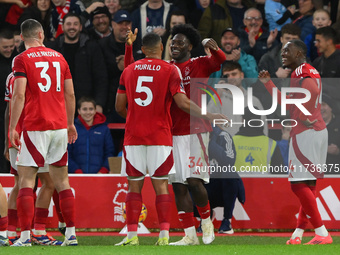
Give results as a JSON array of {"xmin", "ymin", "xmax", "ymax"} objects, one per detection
[
  {"xmin": 170, "ymin": 49, "xmax": 226, "ymax": 136},
  {"xmin": 118, "ymin": 58, "xmax": 185, "ymax": 146},
  {"xmin": 12, "ymin": 46, "xmax": 72, "ymax": 131},
  {"xmin": 5, "ymin": 72, "xmax": 24, "ymax": 148}
]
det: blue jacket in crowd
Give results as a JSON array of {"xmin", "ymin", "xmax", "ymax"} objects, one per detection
[{"xmin": 68, "ymin": 112, "xmax": 114, "ymax": 174}]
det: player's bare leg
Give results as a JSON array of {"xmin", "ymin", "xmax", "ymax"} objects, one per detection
[
  {"xmin": 7, "ymin": 175, "xmax": 19, "ymax": 244},
  {"xmin": 170, "ymin": 183, "xmax": 199, "ymax": 246},
  {"xmin": 151, "ymin": 178, "xmax": 172, "ymax": 245},
  {"xmin": 49, "ymin": 165, "xmax": 77, "ymax": 246},
  {"xmin": 0, "ymin": 183, "xmax": 9, "ymax": 246},
  {"xmin": 115, "ymin": 178, "xmax": 144, "ymax": 246},
  {"xmin": 13, "ymin": 166, "xmax": 38, "ymax": 246}
]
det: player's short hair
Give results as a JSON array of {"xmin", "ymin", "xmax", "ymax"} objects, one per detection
[
  {"xmin": 281, "ymin": 24, "xmax": 301, "ymax": 38},
  {"xmin": 170, "ymin": 24, "xmax": 201, "ymax": 48},
  {"xmin": 21, "ymin": 19, "xmax": 43, "ymax": 40},
  {"xmin": 77, "ymin": 97, "xmax": 97, "ymax": 109},
  {"xmin": 289, "ymin": 39, "xmax": 307, "ymax": 58},
  {"xmin": 313, "ymin": 8, "xmax": 330, "ymax": 19},
  {"xmin": 0, "ymin": 29, "xmax": 14, "ymax": 40},
  {"xmin": 63, "ymin": 12, "xmax": 81, "ymax": 24},
  {"xmin": 316, "ymin": 26, "xmax": 338, "ymax": 44},
  {"xmin": 142, "ymin": 32, "xmax": 162, "ymax": 48},
  {"xmin": 222, "ymin": 61, "xmax": 243, "ymax": 73}
]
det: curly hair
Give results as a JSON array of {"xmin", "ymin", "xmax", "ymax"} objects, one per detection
[{"xmin": 170, "ymin": 24, "xmax": 201, "ymax": 48}]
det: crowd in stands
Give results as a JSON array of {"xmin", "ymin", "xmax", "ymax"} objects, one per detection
[{"xmin": 1, "ymin": 0, "xmax": 340, "ymax": 174}]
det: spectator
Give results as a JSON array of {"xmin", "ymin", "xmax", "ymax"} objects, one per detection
[
  {"xmin": 321, "ymin": 94, "xmax": 340, "ymax": 173},
  {"xmin": 265, "ymin": 0, "xmax": 296, "ymax": 32},
  {"xmin": 68, "ymin": 97, "xmax": 114, "ymax": 174},
  {"xmin": 0, "ymin": 29, "xmax": 17, "ymax": 173},
  {"xmin": 323, "ymin": 0, "xmax": 339, "ymax": 24},
  {"xmin": 312, "ymin": 26, "xmax": 340, "ymax": 77},
  {"xmin": 17, "ymin": 0, "xmax": 54, "ymax": 41},
  {"xmin": 98, "ymin": 9, "xmax": 132, "ymax": 154},
  {"xmin": 198, "ymin": 0, "xmax": 255, "ymax": 47},
  {"xmin": 239, "ymin": 7, "xmax": 278, "ymax": 63},
  {"xmin": 211, "ymin": 27, "xmax": 258, "ymax": 87},
  {"xmin": 104, "ymin": 0, "xmax": 121, "ymax": 19},
  {"xmin": 292, "ymin": 0, "xmax": 323, "ymax": 41},
  {"xmin": 188, "ymin": 0, "xmax": 212, "ymax": 29},
  {"xmin": 208, "ymin": 62, "xmax": 268, "ymax": 136},
  {"xmin": 130, "ymin": 0, "xmax": 176, "ymax": 59},
  {"xmin": 47, "ymin": 12, "xmax": 108, "ymax": 113},
  {"xmin": 13, "ymin": 30, "xmax": 21, "ymax": 52},
  {"xmin": 304, "ymin": 9, "xmax": 332, "ymax": 62},
  {"xmin": 3, "ymin": 0, "xmax": 32, "ymax": 30},
  {"xmin": 233, "ymin": 107, "xmax": 284, "ymax": 174},
  {"xmin": 87, "ymin": 6, "xmax": 112, "ymax": 40}
]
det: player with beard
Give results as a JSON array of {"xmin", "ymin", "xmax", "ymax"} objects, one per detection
[
  {"xmin": 259, "ymin": 39, "xmax": 332, "ymax": 245},
  {"xmin": 125, "ymin": 24, "xmax": 226, "ymax": 245}
]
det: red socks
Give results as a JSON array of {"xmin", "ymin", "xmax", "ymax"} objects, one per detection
[
  {"xmin": 59, "ymin": 189, "xmax": 75, "ymax": 227},
  {"xmin": 291, "ymin": 183, "xmax": 323, "ymax": 228},
  {"xmin": 197, "ymin": 202, "xmax": 211, "ymax": 220},
  {"xmin": 0, "ymin": 216, "xmax": 8, "ymax": 231},
  {"xmin": 34, "ymin": 208, "xmax": 48, "ymax": 231},
  {"xmin": 178, "ymin": 212, "xmax": 195, "ymax": 229},
  {"xmin": 17, "ymin": 188, "xmax": 34, "ymax": 231},
  {"xmin": 7, "ymin": 209, "xmax": 18, "ymax": 233},
  {"xmin": 53, "ymin": 190, "xmax": 64, "ymax": 223},
  {"xmin": 125, "ymin": 192, "xmax": 142, "ymax": 232},
  {"xmin": 156, "ymin": 194, "xmax": 172, "ymax": 231}
]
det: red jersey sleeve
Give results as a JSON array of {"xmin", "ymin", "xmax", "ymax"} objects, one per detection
[
  {"xmin": 5, "ymin": 73, "xmax": 14, "ymax": 102},
  {"xmin": 169, "ymin": 65, "xmax": 186, "ymax": 96},
  {"xmin": 264, "ymin": 80, "xmax": 282, "ymax": 105},
  {"xmin": 12, "ymin": 55, "xmax": 26, "ymax": 79},
  {"xmin": 117, "ymin": 69, "xmax": 126, "ymax": 94},
  {"xmin": 124, "ymin": 44, "xmax": 135, "ymax": 68}
]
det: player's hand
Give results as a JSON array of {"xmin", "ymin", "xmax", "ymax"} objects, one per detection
[
  {"xmin": 3, "ymin": 147, "xmax": 9, "ymax": 161},
  {"xmin": 328, "ymin": 144, "xmax": 340, "ymax": 155},
  {"xmin": 67, "ymin": 124, "xmax": 78, "ymax": 144},
  {"xmin": 206, "ymin": 112, "xmax": 230, "ymax": 128},
  {"xmin": 301, "ymin": 118, "xmax": 317, "ymax": 128},
  {"xmin": 202, "ymin": 38, "xmax": 219, "ymax": 51},
  {"xmin": 126, "ymin": 28, "xmax": 138, "ymax": 46},
  {"xmin": 275, "ymin": 67, "xmax": 291, "ymax": 78},
  {"xmin": 9, "ymin": 129, "xmax": 21, "ymax": 151},
  {"xmin": 258, "ymin": 70, "xmax": 271, "ymax": 84}
]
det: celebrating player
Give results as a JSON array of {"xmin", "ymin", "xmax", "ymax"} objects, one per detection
[
  {"xmin": 10, "ymin": 19, "xmax": 77, "ymax": 246},
  {"xmin": 115, "ymin": 32, "xmax": 226, "ymax": 246},
  {"xmin": 258, "ymin": 39, "xmax": 332, "ymax": 245}
]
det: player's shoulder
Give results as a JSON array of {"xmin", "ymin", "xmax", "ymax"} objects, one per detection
[{"xmin": 294, "ymin": 63, "xmax": 320, "ymax": 78}]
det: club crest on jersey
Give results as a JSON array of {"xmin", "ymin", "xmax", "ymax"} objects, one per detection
[{"xmin": 184, "ymin": 66, "xmax": 190, "ymax": 77}]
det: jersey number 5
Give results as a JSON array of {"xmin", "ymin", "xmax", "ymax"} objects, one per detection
[
  {"xmin": 135, "ymin": 76, "xmax": 153, "ymax": 107},
  {"xmin": 35, "ymin": 61, "xmax": 61, "ymax": 92}
]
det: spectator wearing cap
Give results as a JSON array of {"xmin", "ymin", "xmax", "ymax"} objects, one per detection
[
  {"xmin": 321, "ymin": 94, "xmax": 340, "ymax": 173},
  {"xmin": 210, "ymin": 27, "xmax": 258, "ymax": 88},
  {"xmin": 87, "ymin": 5, "xmax": 113, "ymax": 40},
  {"xmin": 238, "ymin": 7, "xmax": 278, "ymax": 63},
  {"xmin": 98, "ymin": 9, "xmax": 132, "ymax": 155}
]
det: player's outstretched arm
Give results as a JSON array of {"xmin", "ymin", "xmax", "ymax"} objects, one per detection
[
  {"xmin": 64, "ymin": 79, "xmax": 77, "ymax": 144},
  {"xmin": 173, "ymin": 92, "xmax": 229, "ymax": 123},
  {"xmin": 258, "ymin": 70, "xmax": 282, "ymax": 105}
]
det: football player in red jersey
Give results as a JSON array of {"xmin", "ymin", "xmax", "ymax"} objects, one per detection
[
  {"xmin": 259, "ymin": 39, "xmax": 332, "ymax": 245},
  {"xmin": 10, "ymin": 19, "xmax": 77, "ymax": 246},
  {"xmin": 115, "ymin": 32, "xmax": 227, "ymax": 246}
]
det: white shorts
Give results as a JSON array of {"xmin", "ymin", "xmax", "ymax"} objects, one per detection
[
  {"xmin": 17, "ymin": 129, "xmax": 68, "ymax": 168},
  {"xmin": 288, "ymin": 129, "xmax": 327, "ymax": 182},
  {"xmin": 169, "ymin": 132, "xmax": 210, "ymax": 184},
  {"xmin": 9, "ymin": 148, "xmax": 49, "ymax": 174},
  {"xmin": 121, "ymin": 145, "xmax": 175, "ymax": 180}
]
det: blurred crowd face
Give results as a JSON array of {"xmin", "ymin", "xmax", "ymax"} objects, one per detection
[
  {"xmin": 51, "ymin": 0, "xmax": 66, "ymax": 7},
  {"xmin": 93, "ymin": 13, "xmax": 111, "ymax": 35},
  {"xmin": 199, "ymin": 0, "xmax": 210, "ymax": 9},
  {"xmin": 63, "ymin": 16, "xmax": 82, "ymax": 42},
  {"xmin": 105, "ymin": 0, "xmax": 120, "ymax": 15},
  {"xmin": 314, "ymin": 34, "xmax": 329, "ymax": 54},
  {"xmin": 280, "ymin": 33, "xmax": 300, "ymax": 50},
  {"xmin": 170, "ymin": 15, "xmax": 186, "ymax": 29},
  {"xmin": 221, "ymin": 31, "xmax": 240, "ymax": 53},
  {"xmin": 321, "ymin": 102, "xmax": 332, "ymax": 123},
  {"xmin": 222, "ymin": 68, "xmax": 244, "ymax": 88},
  {"xmin": 243, "ymin": 9, "xmax": 263, "ymax": 32},
  {"xmin": 112, "ymin": 20, "xmax": 131, "ymax": 43},
  {"xmin": 0, "ymin": 37, "xmax": 15, "ymax": 58},
  {"xmin": 312, "ymin": 11, "xmax": 331, "ymax": 29},
  {"xmin": 170, "ymin": 34, "xmax": 191, "ymax": 61},
  {"xmin": 298, "ymin": 0, "xmax": 314, "ymax": 16},
  {"xmin": 37, "ymin": 0, "xmax": 51, "ymax": 12},
  {"xmin": 78, "ymin": 101, "xmax": 96, "ymax": 125},
  {"xmin": 14, "ymin": 34, "xmax": 22, "ymax": 52}
]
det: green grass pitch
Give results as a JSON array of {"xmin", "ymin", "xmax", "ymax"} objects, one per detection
[{"xmin": 1, "ymin": 235, "xmax": 339, "ymax": 255}]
